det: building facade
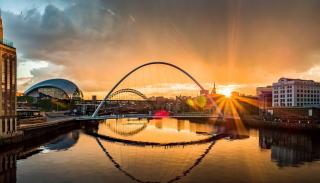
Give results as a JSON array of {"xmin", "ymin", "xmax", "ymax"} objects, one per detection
[
  {"xmin": 272, "ymin": 78, "xmax": 320, "ymax": 107},
  {"xmin": 0, "ymin": 13, "xmax": 18, "ymax": 139},
  {"xmin": 257, "ymin": 86, "xmax": 272, "ymax": 114}
]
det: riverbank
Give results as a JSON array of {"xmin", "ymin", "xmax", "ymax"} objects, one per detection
[
  {"xmin": 243, "ymin": 118, "xmax": 320, "ymax": 131},
  {"xmin": 236, "ymin": 115, "xmax": 320, "ymax": 132},
  {"xmin": 0, "ymin": 117, "xmax": 79, "ymax": 147}
]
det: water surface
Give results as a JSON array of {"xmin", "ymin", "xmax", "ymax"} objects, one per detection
[{"xmin": 4, "ymin": 118, "xmax": 320, "ymax": 183}]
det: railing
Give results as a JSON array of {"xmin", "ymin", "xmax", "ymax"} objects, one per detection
[{"xmin": 0, "ymin": 39, "xmax": 14, "ymax": 47}]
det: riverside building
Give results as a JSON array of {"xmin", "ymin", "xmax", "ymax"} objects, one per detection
[
  {"xmin": 257, "ymin": 86, "xmax": 272, "ymax": 115},
  {"xmin": 0, "ymin": 12, "xmax": 18, "ymax": 139},
  {"xmin": 272, "ymin": 78, "xmax": 320, "ymax": 107}
]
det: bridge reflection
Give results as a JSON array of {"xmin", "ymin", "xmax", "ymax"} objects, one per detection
[
  {"xmin": 95, "ymin": 118, "xmax": 221, "ymax": 145},
  {"xmin": 96, "ymin": 138, "xmax": 215, "ymax": 183},
  {"xmin": 84, "ymin": 118, "xmax": 249, "ymax": 183},
  {"xmin": 105, "ymin": 119, "xmax": 148, "ymax": 137},
  {"xmin": 83, "ymin": 119, "xmax": 320, "ymax": 183},
  {"xmin": 2, "ymin": 122, "xmax": 320, "ymax": 182}
]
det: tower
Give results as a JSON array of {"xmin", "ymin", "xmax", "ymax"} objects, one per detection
[
  {"xmin": 0, "ymin": 9, "xmax": 3, "ymax": 41},
  {"xmin": 211, "ymin": 82, "xmax": 216, "ymax": 94},
  {"xmin": 0, "ymin": 11, "xmax": 18, "ymax": 140}
]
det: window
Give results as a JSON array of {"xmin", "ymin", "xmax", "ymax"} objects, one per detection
[
  {"xmin": 13, "ymin": 119, "xmax": 16, "ymax": 131},
  {"xmin": 7, "ymin": 120, "xmax": 10, "ymax": 132},
  {"xmin": 2, "ymin": 120, "xmax": 5, "ymax": 132}
]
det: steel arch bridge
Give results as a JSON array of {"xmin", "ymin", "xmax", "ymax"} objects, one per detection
[
  {"xmin": 108, "ymin": 88, "xmax": 148, "ymax": 100},
  {"xmin": 92, "ymin": 61, "xmax": 222, "ymax": 117}
]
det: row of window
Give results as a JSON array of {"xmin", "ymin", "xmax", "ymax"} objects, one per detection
[
  {"xmin": 297, "ymin": 103, "xmax": 320, "ymax": 106},
  {"xmin": 297, "ymin": 94, "xmax": 320, "ymax": 98},
  {"xmin": 298, "ymin": 98, "xmax": 320, "ymax": 102},
  {"xmin": 273, "ymin": 102, "xmax": 320, "ymax": 107},
  {"xmin": 296, "ymin": 85, "xmax": 320, "ymax": 88},
  {"xmin": 273, "ymin": 89, "xmax": 292, "ymax": 94},
  {"xmin": 274, "ymin": 85, "xmax": 293, "ymax": 90},
  {"xmin": 297, "ymin": 90, "xmax": 320, "ymax": 93},
  {"xmin": 274, "ymin": 98, "xmax": 320, "ymax": 102},
  {"xmin": 274, "ymin": 94, "xmax": 320, "ymax": 98},
  {"xmin": 274, "ymin": 94, "xmax": 294, "ymax": 98},
  {"xmin": 273, "ymin": 89, "xmax": 320, "ymax": 94},
  {"xmin": 273, "ymin": 103, "xmax": 293, "ymax": 107}
]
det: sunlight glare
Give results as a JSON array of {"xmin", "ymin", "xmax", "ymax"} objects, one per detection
[{"xmin": 219, "ymin": 87, "xmax": 233, "ymax": 98}]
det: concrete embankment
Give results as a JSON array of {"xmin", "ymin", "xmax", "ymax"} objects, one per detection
[
  {"xmin": 240, "ymin": 116, "xmax": 320, "ymax": 131},
  {"xmin": 244, "ymin": 119, "xmax": 320, "ymax": 131},
  {"xmin": 0, "ymin": 117, "xmax": 79, "ymax": 147},
  {"xmin": 202, "ymin": 115, "xmax": 320, "ymax": 131}
]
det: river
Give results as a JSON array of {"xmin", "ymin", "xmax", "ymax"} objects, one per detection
[{"xmin": 2, "ymin": 118, "xmax": 320, "ymax": 183}]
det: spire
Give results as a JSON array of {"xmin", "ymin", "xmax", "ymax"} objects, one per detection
[
  {"xmin": 211, "ymin": 82, "xmax": 216, "ymax": 94},
  {"xmin": 0, "ymin": 8, "xmax": 3, "ymax": 41}
]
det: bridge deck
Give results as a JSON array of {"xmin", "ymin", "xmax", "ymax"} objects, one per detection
[{"xmin": 76, "ymin": 114, "xmax": 238, "ymax": 121}]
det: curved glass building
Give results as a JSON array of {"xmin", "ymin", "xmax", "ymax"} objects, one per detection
[{"xmin": 24, "ymin": 79, "xmax": 83, "ymax": 100}]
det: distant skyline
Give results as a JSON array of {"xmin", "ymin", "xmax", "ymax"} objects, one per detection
[{"xmin": 1, "ymin": 0, "xmax": 320, "ymax": 99}]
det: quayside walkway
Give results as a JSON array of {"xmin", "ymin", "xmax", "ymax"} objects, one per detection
[{"xmin": 19, "ymin": 116, "xmax": 76, "ymax": 131}]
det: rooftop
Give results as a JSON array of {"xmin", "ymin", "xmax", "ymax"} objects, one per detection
[
  {"xmin": 278, "ymin": 77, "xmax": 315, "ymax": 82},
  {"xmin": 24, "ymin": 78, "xmax": 83, "ymax": 99},
  {"xmin": 0, "ymin": 39, "xmax": 14, "ymax": 48}
]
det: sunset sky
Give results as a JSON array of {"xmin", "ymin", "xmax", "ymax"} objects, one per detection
[{"xmin": 1, "ymin": 0, "xmax": 320, "ymax": 99}]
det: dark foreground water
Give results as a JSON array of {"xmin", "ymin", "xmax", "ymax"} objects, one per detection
[{"xmin": 3, "ymin": 118, "xmax": 320, "ymax": 183}]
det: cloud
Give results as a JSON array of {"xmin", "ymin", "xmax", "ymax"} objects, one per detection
[{"xmin": 1, "ymin": 0, "xmax": 320, "ymax": 97}]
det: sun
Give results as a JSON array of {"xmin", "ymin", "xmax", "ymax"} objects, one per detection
[{"xmin": 219, "ymin": 87, "xmax": 233, "ymax": 98}]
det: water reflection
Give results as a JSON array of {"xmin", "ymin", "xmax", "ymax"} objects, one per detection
[
  {"xmin": 42, "ymin": 131, "xmax": 80, "ymax": 152},
  {"xmin": 96, "ymin": 138, "xmax": 215, "ymax": 183},
  {"xmin": 99, "ymin": 118, "xmax": 219, "ymax": 144},
  {"xmin": 3, "ymin": 118, "xmax": 320, "ymax": 183},
  {"xmin": 89, "ymin": 118, "xmax": 250, "ymax": 183},
  {"xmin": 0, "ymin": 131, "xmax": 79, "ymax": 183},
  {"xmin": 0, "ymin": 148, "xmax": 18, "ymax": 183},
  {"xmin": 259, "ymin": 129, "xmax": 320, "ymax": 167}
]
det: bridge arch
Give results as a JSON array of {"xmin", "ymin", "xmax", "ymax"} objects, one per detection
[
  {"xmin": 108, "ymin": 88, "xmax": 148, "ymax": 100},
  {"xmin": 92, "ymin": 61, "xmax": 222, "ymax": 117}
]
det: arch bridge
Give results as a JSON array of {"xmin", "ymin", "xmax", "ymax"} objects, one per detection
[
  {"xmin": 108, "ymin": 88, "xmax": 148, "ymax": 100},
  {"xmin": 91, "ymin": 61, "xmax": 222, "ymax": 118}
]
